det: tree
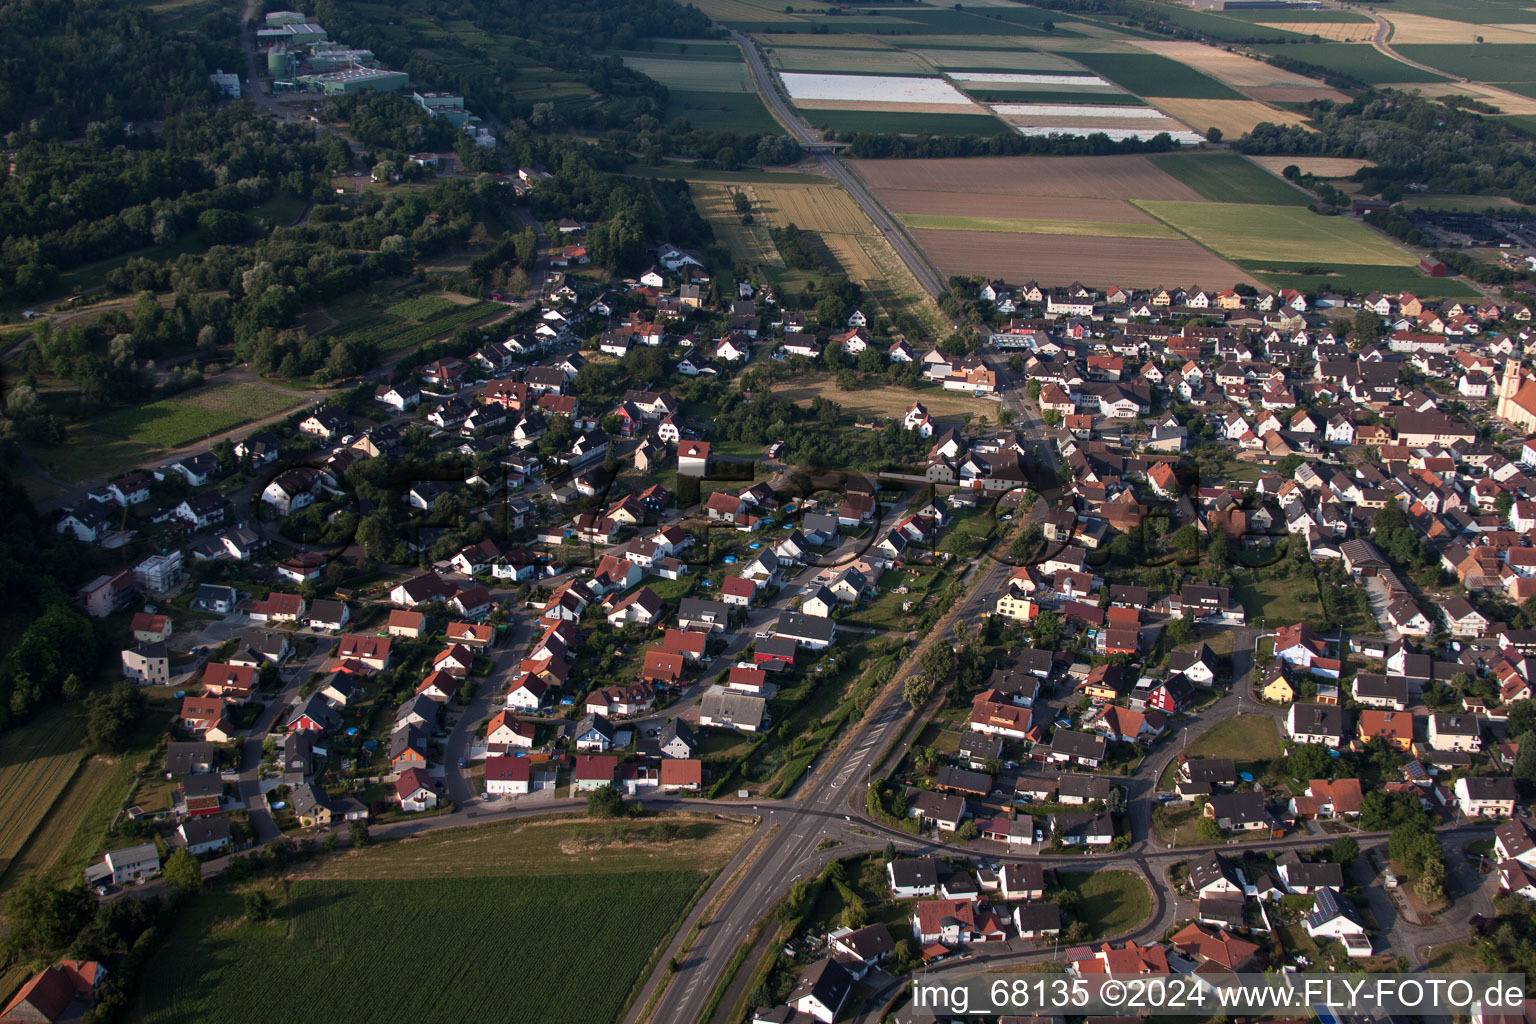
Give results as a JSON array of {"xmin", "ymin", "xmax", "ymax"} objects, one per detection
[
  {"xmin": 1287, "ymin": 742, "xmax": 1331, "ymax": 782},
  {"xmin": 840, "ymin": 901, "xmax": 868, "ymax": 928},
  {"xmin": 903, "ymin": 675, "xmax": 933, "ymax": 709},
  {"xmin": 586, "ymin": 784, "xmax": 625, "ymax": 818},
  {"xmin": 1164, "ymin": 614, "xmax": 1196, "ymax": 648},
  {"xmin": 244, "ymin": 891, "xmax": 273, "ymax": 922},
  {"xmin": 86, "ymin": 681, "xmax": 146, "ymax": 753},
  {"xmin": 1507, "ymin": 699, "xmax": 1536, "ymax": 739},
  {"xmin": 1207, "ymin": 525, "xmax": 1230, "ymax": 569},
  {"xmin": 1032, "ymin": 609, "xmax": 1062, "ymax": 648},
  {"xmin": 919, "ymin": 642, "xmax": 955, "ymax": 683},
  {"xmin": 1, "ymin": 877, "xmax": 94, "ymax": 955},
  {"xmin": 1415, "ymin": 856, "xmax": 1446, "ymax": 903},
  {"xmin": 1195, "ymin": 817, "xmax": 1223, "ymax": 841},
  {"xmin": 1206, "ymin": 126, "xmax": 1223, "ymax": 143},
  {"xmin": 349, "ymin": 821, "xmax": 371, "ymax": 848},
  {"xmin": 1514, "ymin": 741, "xmax": 1536, "ymax": 795},
  {"xmin": 956, "ymin": 820, "xmax": 980, "ymax": 842},
  {"xmin": 1331, "ymin": 837, "xmax": 1360, "ymax": 865},
  {"xmin": 163, "ymin": 848, "xmax": 202, "ymax": 893}
]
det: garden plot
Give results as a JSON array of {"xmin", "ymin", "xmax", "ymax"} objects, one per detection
[{"xmin": 780, "ymin": 72, "xmax": 975, "ymax": 105}]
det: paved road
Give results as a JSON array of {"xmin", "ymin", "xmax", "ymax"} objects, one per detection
[{"xmin": 731, "ymin": 31, "xmax": 947, "ymax": 300}]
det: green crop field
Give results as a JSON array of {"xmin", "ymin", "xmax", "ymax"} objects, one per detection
[
  {"xmin": 90, "ymin": 382, "xmax": 306, "ymax": 448},
  {"xmin": 1252, "ymin": 42, "xmax": 1450, "ymax": 83},
  {"xmin": 1376, "ymin": 0, "xmax": 1536, "ymax": 22},
  {"xmin": 669, "ymin": 90, "xmax": 783, "ymax": 134},
  {"xmin": 1061, "ymin": 51, "xmax": 1244, "ymax": 98},
  {"xmin": 622, "ymin": 54, "xmax": 758, "ymax": 92},
  {"xmin": 1135, "ymin": 201, "xmax": 1416, "ymax": 265},
  {"xmin": 142, "ymin": 872, "xmax": 705, "ymax": 1024},
  {"xmin": 804, "ymin": 109, "xmax": 1009, "ymax": 136},
  {"xmin": 1149, "ymin": 153, "xmax": 1309, "ymax": 206},
  {"xmin": 1395, "ymin": 44, "xmax": 1536, "ymax": 84},
  {"xmin": 1136, "ymin": 4, "xmax": 1305, "ymax": 42},
  {"xmin": 897, "ymin": 212, "xmax": 1179, "ymax": 237},
  {"xmin": 771, "ymin": 47, "xmax": 935, "ymax": 74},
  {"xmin": 334, "ymin": 301, "xmax": 503, "ymax": 353},
  {"xmin": 92, "ymin": 400, "xmax": 246, "ymax": 448},
  {"xmin": 1235, "ymin": 258, "xmax": 1481, "ymax": 296},
  {"xmin": 958, "ymin": 87, "xmax": 1145, "ymax": 105},
  {"xmin": 384, "ymin": 295, "xmax": 458, "ymax": 320}
]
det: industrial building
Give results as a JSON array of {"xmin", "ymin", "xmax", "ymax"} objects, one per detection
[
  {"xmin": 413, "ymin": 91, "xmax": 470, "ymax": 127},
  {"xmin": 209, "ymin": 70, "xmax": 241, "ymax": 99},
  {"xmin": 299, "ymin": 67, "xmax": 409, "ymax": 95}
]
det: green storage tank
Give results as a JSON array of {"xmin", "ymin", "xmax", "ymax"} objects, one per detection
[{"xmin": 268, "ymin": 49, "xmax": 294, "ymax": 76}]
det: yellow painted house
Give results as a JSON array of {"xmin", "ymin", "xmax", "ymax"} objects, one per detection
[{"xmin": 1260, "ymin": 663, "xmax": 1294, "ymax": 703}]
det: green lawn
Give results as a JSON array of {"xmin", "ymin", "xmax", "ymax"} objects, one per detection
[
  {"xmin": 142, "ymin": 873, "xmax": 706, "ymax": 1024},
  {"xmin": 896, "ymin": 213, "xmax": 1179, "ymax": 238},
  {"xmin": 1252, "ymin": 42, "xmax": 1450, "ymax": 83},
  {"xmin": 91, "ymin": 400, "xmax": 246, "ymax": 448},
  {"xmin": 802, "ymin": 110, "xmax": 1011, "ymax": 137},
  {"xmin": 1184, "ymin": 715, "xmax": 1280, "ymax": 762},
  {"xmin": 1149, "ymin": 153, "xmax": 1310, "ymax": 206},
  {"xmin": 1234, "ymin": 568, "xmax": 1325, "ymax": 627},
  {"xmin": 1060, "ymin": 51, "xmax": 1245, "ymax": 99},
  {"xmin": 1236, "ymin": 259, "xmax": 1482, "ymax": 297},
  {"xmin": 1136, "ymin": 201, "xmax": 1415, "ymax": 266},
  {"xmin": 1055, "ymin": 869, "xmax": 1152, "ymax": 939}
]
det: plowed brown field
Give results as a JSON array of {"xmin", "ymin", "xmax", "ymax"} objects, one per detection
[{"xmin": 908, "ymin": 229, "xmax": 1257, "ymax": 288}]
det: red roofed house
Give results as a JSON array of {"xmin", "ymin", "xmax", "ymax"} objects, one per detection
[
  {"xmin": 1291, "ymin": 778, "xmax": 1364, "ymax": 819},
  {"xmin": 336, "ymin": 634, "xmax": 392, "ymax": 672},
  {"xmin": 911, "ymin": 899, "xmax": 1008, "ymax": 945},
  {"xmin": 202, "ymin": 663, "xmax": 256, "ymax": 702},
  {"xmin": 130, "ymin": 612, "xmax": 172, "ymax": 644},
  {"xmin": 1073, "ymin": 941, "xmax": 1170, "ymax": 976},
  {"xmin": 573, "ymin": 754, "xmax": 619, "ymax": 791},
  {"xmin": 484, "ymin": 755, "xmax": 532, "ymax": 796},
  {"xmin": 642, "ymin": 649, "xmax": 685, "ymax": 685},
  {"xmin": 968, "ymin": 698, "xmax": 1031, "ymax": 740},
  {"xmin": 249, "ymin": 592, "xmax": 305, "ymax": 623},
  {"xmin": 179, "ymin": 696, "xmax": 228, "ymax": 734},
  {"xmin": 1170, "ymin": 923, "xmax": 1259, "ymax": 970},
  {"xmin": 1, "ymin": 960, "xmax": 106, "ymax": 1024},
  {"xmin": 661, "ymin": 628, "xmax": 708, "ymax": 662},
  {"xmin": 387, "ymin": 609, "xmax": 426, "ymax": 638},
  {"xmin": 444, "ymin": 622, "xmax": 495, "ymax": 650},
  {"xmin": 416, "ymin": 670, "xmax": 462, "ymax": 702},
  {"xmin": 660, "ymin": 758, "xmax": 703, "ymax": 791},
  {"xmin": 433, "ymin": 643, "xmax": 476, "ymax": 678},
  {"xmin": 394, "ymin": 767, "xmax": 438, "ymax": 812},
  {"xmin": 486, "ymin": 710, "xmax": 536, "ymax": 753},
  {"xmin": 720, "ymin": 576, "xmax": 757, "ymax": 606}
]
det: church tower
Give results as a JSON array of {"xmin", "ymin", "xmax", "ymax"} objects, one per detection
[{"xmin": 1497, "ymin": 359, "xmax": 1523, "ymax": 420}]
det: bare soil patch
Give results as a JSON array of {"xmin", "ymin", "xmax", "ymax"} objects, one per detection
[
  {"xmin": 848, "ymin": 154, "xmax": 1204, "ymax": 201},
  {"xmin": 909, "ymin": 228, "xmax": 1257, "ymax": 288},
  {"xmin": 1247, "ymin": 84, "xmax": 1352, "ymax": 103}
]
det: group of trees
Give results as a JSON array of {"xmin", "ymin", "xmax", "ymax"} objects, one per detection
[
  {"xmin": 845, "ymin": 128, "xmax": 1187, "ymax": 160},
  {"xmin": 1238, "ymin": 92, "xmax": 1536, "ymax": 203}
]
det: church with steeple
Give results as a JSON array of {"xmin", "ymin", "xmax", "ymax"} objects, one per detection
[{"xmin": 1496, "ymin": 359, "xmax": 1536, "ymax": 433}]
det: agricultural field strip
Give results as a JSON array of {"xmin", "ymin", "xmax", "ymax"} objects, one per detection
[
  {"xmin": 779, "ymin": 72, "xmax": 976, "ymax": 104},
  {"xmin": 1012, "ymin": 125, "xmax": 1204, "ymax": 141},
  {"xmin": 1133, "ymin": 200, "xmax": 1420, "ymax": 265},
  {"xmin": 946, "ymin": 72, "xmax": 1112, "ymax": 85},
  {"xmin": 908, "ymin": 228, "xmax": 1258, "ymax": 288},
  {"xmin": 621, "ymin": 54, "xmax": 757, "ymax": 92},
  {"xmin": 988, "ymin": 102, "xmax": 1168, "ymax": 118},
  {"xmin": 897, "ymin": 213, "xmax": 1180, "ymax": 237},
  {"xmin": 0, "ymin": 711, "xmax": 87, "ymax": 869}
]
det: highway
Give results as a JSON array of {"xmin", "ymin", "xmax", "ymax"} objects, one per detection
[{"xmin": 730, "ymin": 31, "xmax": 948, "ymax": 300}]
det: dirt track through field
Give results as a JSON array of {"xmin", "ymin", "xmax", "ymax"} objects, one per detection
[
  {"xmin": 848, "ymin": 154, "xmax": 1205, "ymax": 200},
  {"xmin": 908, "ymin": 229, "xmax": 1258, "ymax": 289}
]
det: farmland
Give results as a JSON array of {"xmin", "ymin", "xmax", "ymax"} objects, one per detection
[
  {"xmin": 0, "ymin": 755, "xmax": 120, "ymax": 890},
  {"xmin": 1251, "ymin": 42, "xmax": 1449, "ymax": 84},
  {"xmin": 141, "ymin": 872, "xmax": 707, "ymax": 1024},
  {"xmin": 897, "ymin": 213, "xmax": 1180, "ymax": 238},
  {"xmin": 1148, "ymin": 153, "xmax": 1310, "ymax": 206},
  {"xmin": 1396, "ymin": 43, "xmax": 1536, "ymax": 86},
  {"xmin": 620, "ymin": 49, "xmax": 784, "ymax": 132},
  {"xmin": 806, "ymin": 109, "xmax": 1010, "ymax": 136},
  {"xmin": 1147, "ymin": 97, "xmax": 1308, "ymax": 138},
  {"xmin": 1061, "ymin": 51, "xmax": 1244, "ymax": 99},
  {"xmin": 91, "ymin": 381, "xmax": 308, "ymax": 448},
  {"xmin": 1134, "ymin": 201, "xmax": 1418, "ymax": 265},
  {"xmin": 1128, "ymin": 40, "xmax": 1349, "ymax": 103},
  {"xmin": 326, "ymin": 300, "xmax": 502, "ymax": 353},
  {"xmin": 909, "ymin": 230, "xmax": 1256, "ymax": 288},
  {"xmin": 849, "ymin": 154, "xmax": 1204, "ymax": 201},
  {"xmin": 0, "ymin": 705, "xmax": 87, "ymax": 881}
]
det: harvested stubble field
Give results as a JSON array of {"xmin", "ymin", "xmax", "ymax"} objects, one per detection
[
  {"xmin": 1259, "ymin": 20, "xmax": 1376, "ymax": 39},
  {"xmin": 0, "ymin": 755, "xmax": 120, "ymax": 888},
  {"xmin": 696, "ymin": 184, "xmax": 781, "ymax": 267},
  {"xmin": 1129, "ymin": 39, "xmax": 1347, "ymax": 100},
  {"xmin": 0, "ymin": 706, "xmax": 86, "ymax": 879},
  {"xmin": 775, "ymin": 375, "xmax": 990, "ymax": 420},
  {"xmin": 1382, "ymin": 10, "xmax": 1536, "ymax": 42},
  {"xmin": 848, "ymin": 154, "xmax": 1204, "ymax": 200},
  {"xmin": 1149, "ymin": 97, "xmax": 1309, "ymax": 137},
  {"xmin": 1248, "ymin": 155, "xmax": 1376, "ymax": 177},
  {"xmin": 908, "ymin": 229, "xmax": 1255, "ymax": 288},
  {"xmin": 754, "ymin": 183, "xmax": 874, "ymax": 236},
  {"xmin": 1410, "ymin": 81, "xmax": 1536, "ymax": 115}
]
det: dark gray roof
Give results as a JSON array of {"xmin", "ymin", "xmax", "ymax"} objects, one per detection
[
  {"xmin": 1306, "ymin": 887, "xmax": 1364, "ymax": 930},
  {"xmin": 888, "ymin": 857, "xmax": 938, "ymax": 889}
]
